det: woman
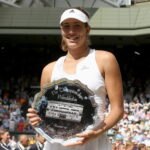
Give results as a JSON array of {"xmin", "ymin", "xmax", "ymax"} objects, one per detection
[
  {"xmin": 0, "ymin": 128, "xmax": 11, "ymax": 150},
  {"xmin": 27, "ymin": 7, "xmax": 124, "ymax": 150}
]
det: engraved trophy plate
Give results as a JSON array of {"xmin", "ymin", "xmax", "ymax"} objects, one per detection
[{"xmin": 32, "ymin": 78, "xmax": 97, "ymax": 145}]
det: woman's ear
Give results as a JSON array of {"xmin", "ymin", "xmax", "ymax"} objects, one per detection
[{"xmin": 86, "ymin": 25, "xmax": 90, "ymax": 34}]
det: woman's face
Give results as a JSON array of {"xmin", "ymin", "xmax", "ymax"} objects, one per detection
[
  {"xmin": 1, "ymin": 132, "xmax": 10, "ymax": 143},
  {"xmin": 60, "ymin": 18, "xmax": 90, "ymax": 50}
]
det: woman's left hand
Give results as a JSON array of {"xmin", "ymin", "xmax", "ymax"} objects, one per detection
[{"xmin": 63, "ymin": 130, "xmax": 101, "ymax": 147}]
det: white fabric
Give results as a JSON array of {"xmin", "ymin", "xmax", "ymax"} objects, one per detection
[
  {"xmin": 44, "ymin": 134, "xmax": 111, "ymax": 150},
  {"xmin": 60, "ymin": 8, "xmax": 89, "ymax": 24},
  {"xmin": 46, "ymin": 49, "xmax": 112, "ymax": 150}
]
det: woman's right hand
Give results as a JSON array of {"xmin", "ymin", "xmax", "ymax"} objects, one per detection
[{"xmin": 27, "ymin": 108, "xmax": 42, "ymax": 126}]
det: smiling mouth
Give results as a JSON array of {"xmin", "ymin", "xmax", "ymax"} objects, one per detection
[{"xmin": 67, "ymin": 36, "xmax": 79, "ymax": 42}]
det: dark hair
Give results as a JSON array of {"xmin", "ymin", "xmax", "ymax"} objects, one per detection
[{"xmin": 61, "ymin": 7, "xmax": 90, "ymax": 52}]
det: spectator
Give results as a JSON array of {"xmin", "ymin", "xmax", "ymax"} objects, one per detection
[
  {"xmin": 0, "ymin": 128, "xmax": 14, "ymax": 150},
  {"xmin": 15, "ymin": 134, "xmax": 30, "ymax": 150},
  {"xmin": 29, "ymin": 133, "xmax": 46, "ymax": 150}
]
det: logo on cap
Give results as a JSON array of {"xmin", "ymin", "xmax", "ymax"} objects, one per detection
[{"xmin": 69, "ymin": 9, "xmax": 75, "ymax": 13}]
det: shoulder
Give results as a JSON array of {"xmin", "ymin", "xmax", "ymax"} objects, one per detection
[
  {"xmin": 95, "ymin": 50, "xmax": 116, "ymax": 61},
  {"xmin": 30, "ymin": 143, "xmax": 37, "ymax": 149},
  {"xmin": 40, "ymin": 61, "xmax": 56, "ymax": 87},
  {"xmin": 95, "ymin": 50, "xmax": 118, "ymax": 73},
  {"xmin": 0, "ymin": 145, "xmax": 4, "ymax": 150},
  {"xmin": 41, "ymin": 61, "xmax": 57, "ymax": 79},
  {"xmin": 42, "ymin": 61, "xmax": 56, "ymax": 73},
  {"xmin": 0, "ymin": 144, "xmax": 7, "ymax": 150},
  {"xmin": 14, "ymin": 144, "xmax": 20, "ymax": 150},
  {"xmin": 42, "ymin": 55, "xmax": 65, "ymax": 75}
]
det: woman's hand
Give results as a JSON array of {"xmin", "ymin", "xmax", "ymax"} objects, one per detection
[
  {"xmin": 63, "ymin": 129, "xmax": 103, "ymax": 147},
  {"xmin": 63, "ymin": 122, "xmax": 106, "ymax": 147},
  {"xmin": 27, "ymin": 108, "xmax": 42, "ymax": 126}
]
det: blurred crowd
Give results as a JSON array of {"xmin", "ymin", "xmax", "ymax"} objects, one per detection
[
  {"xmin": 108, "ymin": 100, "xmax": 149, "ymax": 150},
  {"xmin": 109, "ymin": 77, "xmax": 150, "ymax": 149},
  {"xmin": 0, "ymin": 128, "xmax": 46, "ymax": 150},
  {"xmin": 0, "ymin": 76, "xmax": 39, "ymax": 134},
  {"xmin": 0, "ymin": 75, "xmax": 149, "ymax": 150}
]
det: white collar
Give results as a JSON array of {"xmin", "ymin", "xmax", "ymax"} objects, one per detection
[
  {"xmin": 17, "ymin": 142, "xmax": 28, "ymax": 150},
  {"xmin": 0, "ymin": 143, "xmax": 10, "ymax": 150},
  {"xmin": 36, "ymin": 142, "xmax": 43, "ymax": 150},
  {"xmin": 37, "ymin": 141, "xmax": 43, "ymax": 147}
]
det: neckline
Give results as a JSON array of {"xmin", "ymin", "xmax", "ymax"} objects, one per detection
[{"xmin": 62, "ymin": 49, "xmax": 93, "ymax": 76}]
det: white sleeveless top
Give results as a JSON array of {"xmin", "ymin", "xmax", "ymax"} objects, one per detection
[{"xmin": 44, "ymin": 49, "xmax": 112, "ymax": 150}]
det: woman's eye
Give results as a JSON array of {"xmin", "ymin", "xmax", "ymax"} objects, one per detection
[
  {"xmin": 62, "ymin": 24, "xmax": 70, "ymax": 29},
  {"xmin": 61, "ymin": 23, "xmax": 82, "ymax": 31},
  {"xmin": 74, "ymin": 24, "xmax": 81, "ymax": 28}
]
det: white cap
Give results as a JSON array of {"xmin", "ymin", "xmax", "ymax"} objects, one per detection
[{"xmin": 60, "ymin": 8, "xmax": 89, "ymax": 24}]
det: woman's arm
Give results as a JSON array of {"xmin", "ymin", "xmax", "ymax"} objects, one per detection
[
  {"xmin": 27, "ymin": 62, "xmax": 56, "ymax": 126},
  {"xmin": 96, "ymin": 50, "xmax": 124, "ymax": 134},
  {"xmin": 40, "ymin": 62, "xmax": 56, "ymax": 89}
]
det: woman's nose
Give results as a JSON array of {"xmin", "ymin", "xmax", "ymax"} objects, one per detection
[{"xmin": 68, "ymin": 26, "xmax": 76, "ymax": 34}]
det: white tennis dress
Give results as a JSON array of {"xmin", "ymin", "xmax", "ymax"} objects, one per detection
[{"xmin": 43, "ymin": 49, "xmax": 112, "ymax": 150}]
